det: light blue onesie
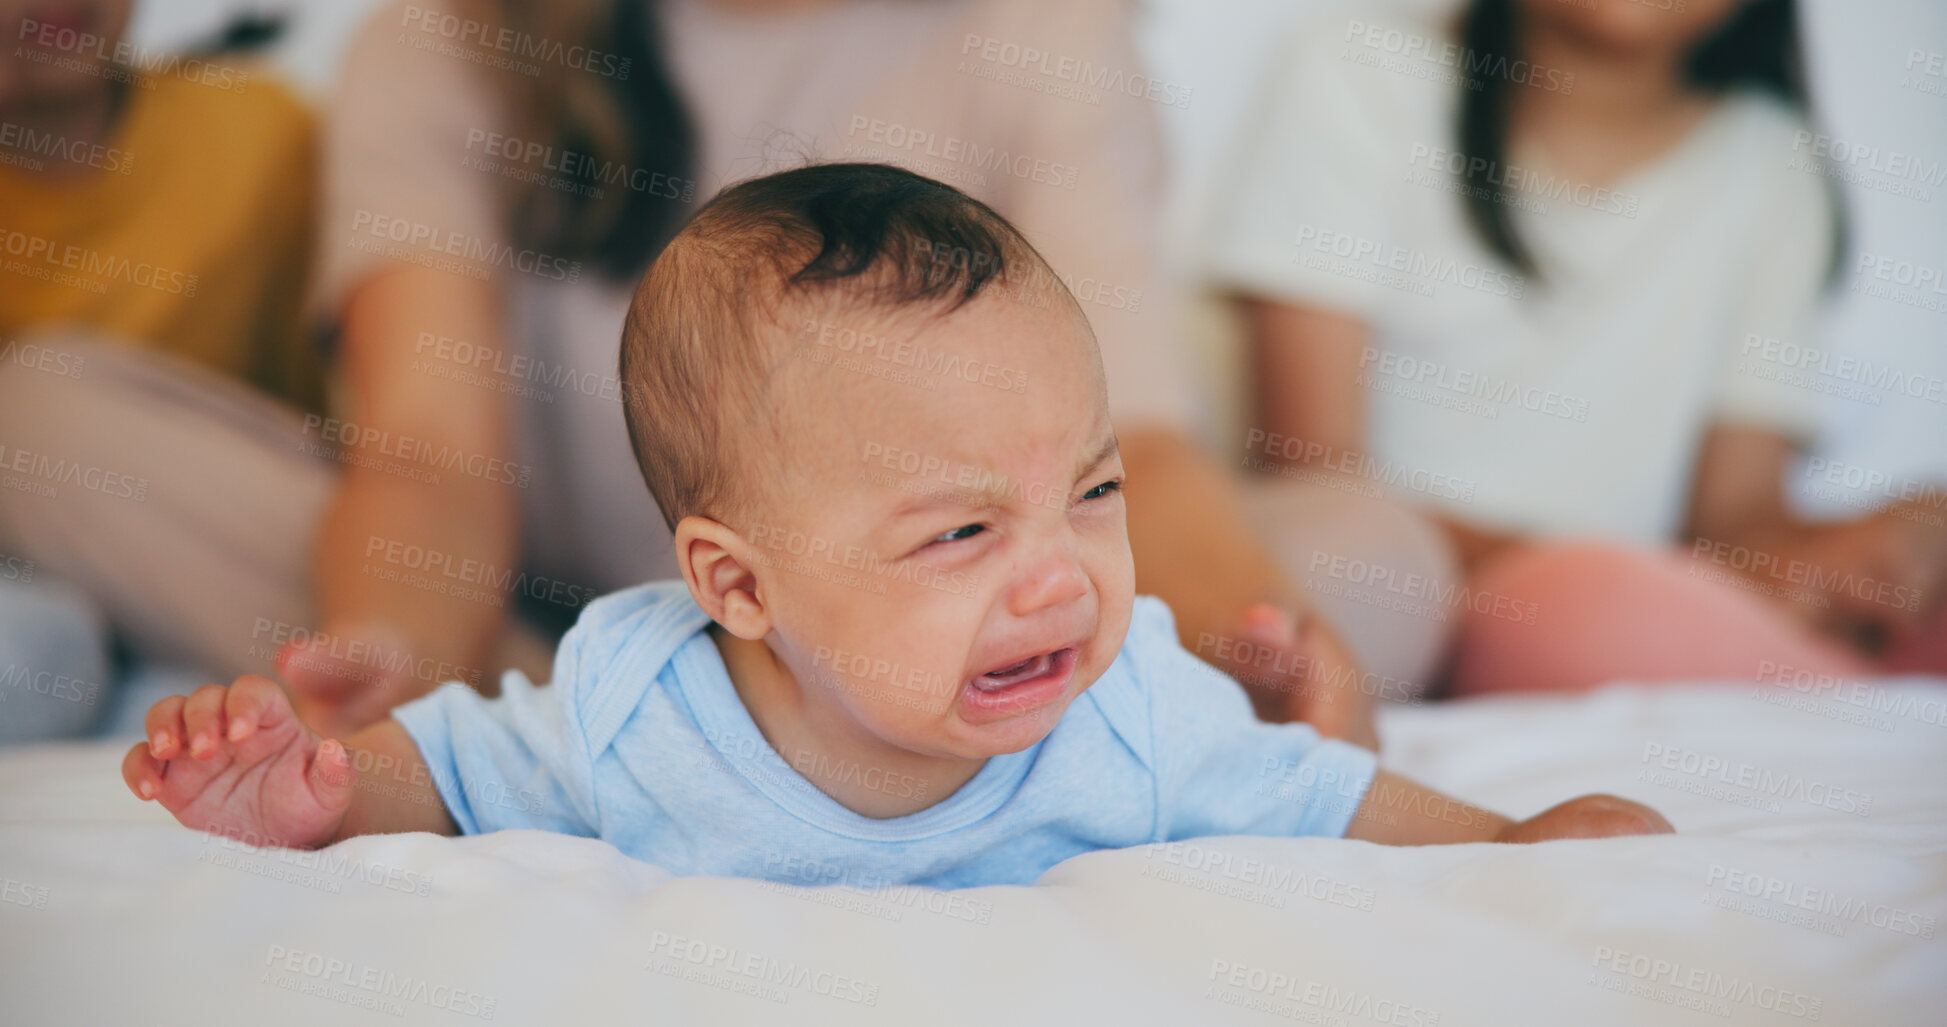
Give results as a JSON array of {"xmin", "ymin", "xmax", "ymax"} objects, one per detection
[{"xmin": 393, "ymin": 582, "xmax": 1378, "ymax": 888}]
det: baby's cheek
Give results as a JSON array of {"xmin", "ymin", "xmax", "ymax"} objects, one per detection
[
  {"xmin": 1087, "ymin": 520, "xmax": 1138, "ymax": 603},
  {"xmin": 829, "ymin": 625, "xmax": 966, "ymax": 719},
  {"xmin": 1094, "ymin": 565, "xmax": 1137, "ymax": 653}
]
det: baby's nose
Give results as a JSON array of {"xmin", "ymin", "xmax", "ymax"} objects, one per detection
[{"xmin": 1006, "ymin": 545, "xmax": 1089, "ymax": 618}]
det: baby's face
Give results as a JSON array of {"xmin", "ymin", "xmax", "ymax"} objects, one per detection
[
  {"xmin": 0, "ymin": 0, "xmax": 135, "ymax": 107},
  {"xmin": 745, "ymin": 288, "xmax": 1135, "ymax": 760},
  {"xmin": 1519, "ymin": 0, "xmax": 1746, "ymax": 56}
]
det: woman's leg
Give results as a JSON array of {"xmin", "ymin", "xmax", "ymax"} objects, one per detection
[
  {"xmin": 1239, "ymin": 476, "xmax": 1462, "ymax": 699},
  {"xmin": 1446, "ymin": 541, "xmax": 1872, "ymax": 697},
  {"xmin": 0, "ymin": 335, "xmax": 332, "ymax": 681},
  {"xmin": 0, "ymin": 334, "xmax": 560, "ymax": 700}
]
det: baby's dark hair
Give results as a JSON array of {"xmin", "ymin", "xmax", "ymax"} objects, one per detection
[{"xmin": 619, "ymin": 162, "xmax": 1066, "ymax": 533}]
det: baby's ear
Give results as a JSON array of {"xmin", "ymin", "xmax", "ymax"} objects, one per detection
[{"xmin": 673, "ymin": 516, "xmax": 769, "ymax": 639}]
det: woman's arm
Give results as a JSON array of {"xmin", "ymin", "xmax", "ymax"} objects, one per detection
[
  {"xmin": 1241, "ymin": 298, "xmax": 1366, "ymax": 460},
  {"xmin": 1686, "ymin": 423, "xmax": 1947, "ymax": 652},
  {"xmin": 982, "ymin": 2, "xmax": 1379, "ymax": 741},
  {"xmin": 1684, "ymin": 423, "xmax": 1798, "ymax": 544},
  {"xmin": 1241, "ymin": 297, "xmax": 1520, "ymax": 575},
  {"xmin": 287, "ymin": 265, "xmax": 521, "ymax": 736},
  {"xmin": 287, "ymin": 0, "xmax": 545, "ymax": 736},
  {"xmin": 1119, "ymin": 425, "xmax": 1373, "ymax": 746}
]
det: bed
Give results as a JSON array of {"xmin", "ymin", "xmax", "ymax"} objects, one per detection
[{"xmin": 2, "ymin": 679, "xmax": 1943, "ymax": 1025}]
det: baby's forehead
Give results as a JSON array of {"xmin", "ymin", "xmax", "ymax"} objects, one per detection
[
  {"xmin": 752, "ymin": 290, "xmax": 1107, "ymax": 494},
  {"xmin": 784, "ymin": 279, "xmax": 1090, "ymax": 368}
]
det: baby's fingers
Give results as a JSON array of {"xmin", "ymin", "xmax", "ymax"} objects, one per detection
[
  {"xmin": 143, "ymin": 694, "xmax": 189, "ymax": 760},
  {"xmin": 181, "ymin": 684, "xmax": 231, "ymax": 759},
  {"xmin": 221, "ymin": 674, "xmax": 290, "ymax": 744},
  {"xmin": 307, "ymin": 739, "xmax": 357, "ymax": 815},
  {"xmin": 121, "ymin": 741, "xmax": 163, "ymax": 800}
]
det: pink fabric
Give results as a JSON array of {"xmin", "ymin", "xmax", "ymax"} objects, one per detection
[
  {"xmin": 1881, "ymin": 605, "xmax": 1947, "ymax": 674},
  {"xmin": 1446, "ymin": 542, "xmax": 1875, "ymax": 697}
]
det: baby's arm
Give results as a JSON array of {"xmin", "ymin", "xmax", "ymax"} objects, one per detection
[
  {"xmin": 1345, "ymin": 770, "xmax": 1672, "ymax": 845},
  {"xmin": 121, "ymin": 674, "xmax": 456, "ymax": 848}
]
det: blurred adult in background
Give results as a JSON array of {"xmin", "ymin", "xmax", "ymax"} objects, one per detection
[
  {"xmin": 0, "ymin": 0, "xmax": 324, "ymax": 741},
  {"xmin": 1210, "ymin": 0, "xmax": 1947, "ymax": 696},
  {"xmin": 293, "ymin": 0, "xmax": 1394, "ymax": 743}
]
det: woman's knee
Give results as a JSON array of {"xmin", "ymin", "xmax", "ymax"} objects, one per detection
[
  {"xmin": 1470, "ymin": 541, "xmax": 1680, "ymax": 611},
  {"xmin": 1446, "ymin": 540, "xmax": 1864, "ymax": 696},
  {"xmin": 1447, "ymin": 541, "xmax": 1689, "ymax": 696},
  {"xmin": 1242, "ymin": 479, "xmax": 1462, "ymax": 693}
]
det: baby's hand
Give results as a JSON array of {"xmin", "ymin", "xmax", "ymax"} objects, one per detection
[
  {"xmin": 1495, "ymin": 794, "xmax": 1673, "ymax": 843},
  {"xmin": 121, "ymin": 674, "xmax": 356, "ymax": 849}
]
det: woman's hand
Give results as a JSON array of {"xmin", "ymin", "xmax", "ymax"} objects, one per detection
[
  {"xmin": 277, "ymin": 619, "xmax": 431, "ymax": 739},
  {"xmin": 1736, "ymin": 508, "xmax": 1947, "ymax": 654},
  {"xmin": 1217, "ymin": 603, "xmax": 1380, "ymax": 751},
  {"xmin": 1687, "ymin": 424, "xmax": 1947, "ymax": 655}
]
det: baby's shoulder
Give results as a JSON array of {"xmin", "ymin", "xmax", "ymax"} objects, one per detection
[
  {"xmin": 1079, "ymin": 597, "xmax": 1258, "ymax": 769},
  {"xmin": 548, "ymin": 582, "xmax": 714, "ymax": 755}
]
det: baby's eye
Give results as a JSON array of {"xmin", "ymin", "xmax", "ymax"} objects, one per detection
[
  {"xmin": 930, "ymin": 524, "xmax": 985, "ymax": 545},
  {"xmin": 1080, "ymin": 479, "xmax": 1123, "ymax": 502}
]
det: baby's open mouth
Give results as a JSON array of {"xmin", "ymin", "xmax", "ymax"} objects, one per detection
[
  {"xmin": 961, "ymin": 647, "xmax": 1080, "ymax": 720},
  {"xmin": 972, "ymin": 651, "xmax": 1063, "ymax": 691}
]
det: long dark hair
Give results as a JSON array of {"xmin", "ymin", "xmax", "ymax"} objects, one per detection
[
  {"xmin": 188, "ymin": 12, "xmax": 286, "ymax": 52},
  {"xmin": 1455, "ymin": 0, "xmax": 1831, "ymax": 278},
  {"xmin": 472, "ymin": 0, "xmax": 696, "ymax": 282}
]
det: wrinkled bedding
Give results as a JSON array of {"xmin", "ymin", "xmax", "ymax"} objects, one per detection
[{"xmin": 1, "ymin": 680, "xmax": 1943, "ymax": 1025}]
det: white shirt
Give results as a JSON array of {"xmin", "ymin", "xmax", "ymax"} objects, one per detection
[{"xmin": 1205, "ymin": 3, "xmax": 1832, "ymax": 543}]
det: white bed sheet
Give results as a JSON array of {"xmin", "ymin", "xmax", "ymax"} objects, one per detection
[{"xmin": 2, "ymin": 680, "xmax": 1943, "ymax": 1025}]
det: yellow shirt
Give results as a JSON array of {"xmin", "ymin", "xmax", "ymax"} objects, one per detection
[{"xmin": 0, "ymin": 64, "xmax": 324, "ymax": 413}]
